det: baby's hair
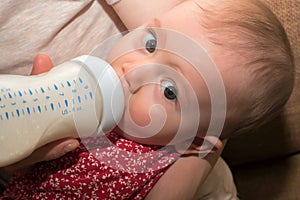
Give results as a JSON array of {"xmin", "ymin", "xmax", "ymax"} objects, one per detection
[{"xmin": 194, "ymin": 0, "xmax": 295, "ymax": 137}]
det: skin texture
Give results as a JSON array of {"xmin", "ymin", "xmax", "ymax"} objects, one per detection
[
  {"xmin": 109, "ymin": 1, "xmax": 229, "ymax": 148},
  {"xmin": 112, "ymin": 0, "xmax": 185, "ymax": 29},
  {"xmin": 109, "ymin": 2, "xmax": 232, "ymax": 199},
  {"xmin": 3, "ymin": 1, "xmax": 236, "ymax": 199},
  {"xmin": 5, "ymin": 51, "xmax": 223, "ymax": 199}
]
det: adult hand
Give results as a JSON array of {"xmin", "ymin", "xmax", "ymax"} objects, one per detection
[{"xmin": 3, "ymin": 54, "xmax": 80, "ymax": 173}]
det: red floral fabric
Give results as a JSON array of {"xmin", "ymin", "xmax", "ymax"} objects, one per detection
[{"xmin": 1, "ymin": 132, "xmax": 179, "ymax": 200}]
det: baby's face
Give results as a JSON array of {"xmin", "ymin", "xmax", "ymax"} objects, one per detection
[{"xmin": 107, "ymin": 1, "xmax": 228, "ymax": 146}]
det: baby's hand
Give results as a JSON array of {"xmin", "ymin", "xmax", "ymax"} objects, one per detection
[
  {"xmin": 3, "ymin": 54, "xmax": 79, "ymax": 173},
  {"xmin": 176, "ymin": 136, "xmax": 223, "ymax": 157}
]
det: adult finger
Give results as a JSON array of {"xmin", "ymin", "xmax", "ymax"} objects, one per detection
[
  {"xmin": 31, "ymin": 54, "xmax": 54, "ymax": 75},
  {"xmin": 4, "ymin": 138, "xmax": 79, "ymax": 173}
]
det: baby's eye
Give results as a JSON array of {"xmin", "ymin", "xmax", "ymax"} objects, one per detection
[
  {"xmin": 161, "ymin": 80, "xmax": 177, "ymax": 101},
  {"xmin": 143, "ymin": 32, "xmax": 157, "ymax": 53}
]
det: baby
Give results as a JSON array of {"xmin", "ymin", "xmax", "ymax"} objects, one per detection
[{"xmin": 1, "ymin": 0, "xmax": 294, "ymax": 199}]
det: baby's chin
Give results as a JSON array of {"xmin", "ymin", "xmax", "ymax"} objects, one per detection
[{"xmin": 113, "ymin": 126, "xmax": 179, "ymax": 148}]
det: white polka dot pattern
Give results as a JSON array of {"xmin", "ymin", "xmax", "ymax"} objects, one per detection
[{"xmin": 1, "ymin": 132, "xmax": 179, "ymax": 199}]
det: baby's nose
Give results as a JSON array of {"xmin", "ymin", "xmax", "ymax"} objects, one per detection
[
  {"xmin": 121, "ymin": 63, "xmax": 160, "ymax": 93},
  {"xmin": 121, "ymin": 63, "xmax": 135, "ymax": 74},
  {"xmin": 121, "ymin": 63, "xmax": 142, "ymax": 93},
  {"xmin": 114, "ymin": 63, "xmax": 134, "ymax": 80}
]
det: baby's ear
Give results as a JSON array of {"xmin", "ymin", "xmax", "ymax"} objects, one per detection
[
  {"xmin": 196, "ymin": 136, "xmax": 223, "ymax": 155},
  {"xmin": 178, "ymin": 136, "xmax": 223, "ymax": 157}
]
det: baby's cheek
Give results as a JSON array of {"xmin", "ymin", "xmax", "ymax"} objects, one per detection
[{"xmin": 128, "ymin": 94, "xmax": 153, "ymax": 127}]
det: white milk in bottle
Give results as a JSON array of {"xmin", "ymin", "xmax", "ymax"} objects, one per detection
[{"xmin": 0, "ymin": 55, "xmax": 124, "ymax": 167}]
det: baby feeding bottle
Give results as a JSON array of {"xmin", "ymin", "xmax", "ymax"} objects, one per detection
[{"xmin": 0, "ymin": 55, "xmax": 124, "ymax": 167}]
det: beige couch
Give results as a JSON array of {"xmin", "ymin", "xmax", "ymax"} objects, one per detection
[{"xmin": 222, "ymin": 0, "xmax": 300, "ymax": 199}]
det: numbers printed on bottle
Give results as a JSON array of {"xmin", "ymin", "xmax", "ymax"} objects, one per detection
[
  {"xmin": 62, "ymin": 109, "xmax": 69, "ymax": 116},
  {"xmin": 0, "ymin": 77, "xmax": 93, "ymax": 120}
]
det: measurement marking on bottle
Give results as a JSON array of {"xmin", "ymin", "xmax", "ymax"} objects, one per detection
[
  {"xmin": 27, "ymin": 107, "xmax": 30, "ymax": 115},
  {"xmin": 64, "ymin": 100, "xmax": 69, "ymax": 107},
  {"xmin": 37, "ymin": 106, "xmax": 41, "ymax": 113},
  {"xmin": 0, "ymin": 103, "xmax": 63, "ymax": 121},
  {"xmin": 0, "ymin": 80, "xmax": 91, "ymax": 121},
  {"xmin": 0, "ymin": 88, "xmax": 10, "ymax": 93},
  {"xmin": 62, "ymin": 109, "xmax": 68, "ymax": 116},
  {"xmin": 50, "ymin": 103, "xmax": 54, "ymax": 111},
  {"xmin": 0, "ymin": 100, "xmax": 86, "ymax": 120}
]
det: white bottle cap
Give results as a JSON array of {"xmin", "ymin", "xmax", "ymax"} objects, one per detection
[{"xmin": 72, "ymin": 55, "xmax": 124, "ymax": 134}]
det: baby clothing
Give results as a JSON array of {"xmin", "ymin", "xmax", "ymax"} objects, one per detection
[
  {"xmin": 0, "ymin": 133, "xmax": 238, "ymax": 200},
  {"xmin": 1, "ymin": 132, "xmax": 179, "ymax": 200}
]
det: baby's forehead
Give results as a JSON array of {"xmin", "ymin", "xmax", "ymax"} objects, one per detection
[{"xmin": 192, "ymin": 0, "xmax": 262, "ymax": 12}]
